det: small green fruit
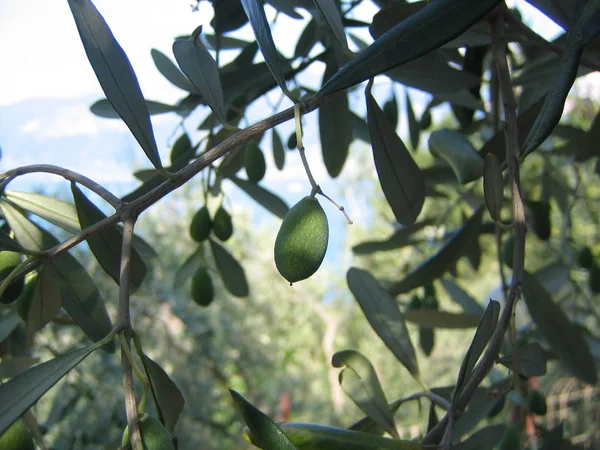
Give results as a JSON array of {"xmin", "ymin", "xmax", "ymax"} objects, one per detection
[
  {"xmin": 191, "ymin": 267, "xmax": 214, "ymax": 307},
  {"xmin": 527, "ymin": 389, "xmax": 547, "ymax": 416},
  {"xmin": 407, "ymin": 295, "xmax": 421, "ymax": 310},
  {"xmin": 213, "ymin": 206, "xmax": 233, "ymax": 241},
  {"xmin": 0, "ymin": 251, "xmax": 24, "ymax": 305},
  {"xmin": 0, "ymin": 419, "xmax": 34, "ymax": 450},
  {"xmin": 244, "ymin": 141, "xmax": 266, "ymax": 183},
  {"xmin": 189, "ymin": 206, "xmax": 212, "ymax": 242},
  {"xmin": 498, "ymin": 424, "xmax": 521, "ymax": 450},
  {"xmin": 274, "ymin": 196, "xmax": 329, "ymax": 283},
  {"xmin": 502, "ymin": 234, "xmax": 514, "ymax": 269},
  {"xmin": 287, "ymin": 133, "xmax": 297, "ymax": 150},
  {"xmin": 122, "ymin": 413, "xmax": 174, "ymax": 450},
  {"xmin": 577, "ymin": 246, "xmax": 594, "ymax": 269}
]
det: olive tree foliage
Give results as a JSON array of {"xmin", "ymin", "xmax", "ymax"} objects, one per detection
[{"xmin": 1, "ymin": 0, "xmax": 600, "ymax": 448}]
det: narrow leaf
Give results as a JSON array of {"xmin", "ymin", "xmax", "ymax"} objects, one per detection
[
  {"xmin": 483, "ymin": 153, "xmax": 504, "ymax": 221},
  {"xmin": 347, "ymin": 268, "xmax": 419, "ymax": 377},
  {"xmin": 439, "ymin": 278, "xmax": 484, "ymax": 315},
  {"xmin": 404, "ymin": 310, "xmax": 481, "ymax": 329},
  {"xmin": 209, "ymin": 239, "xmax": 249, "ymax": 297},
  {"xmin": 428, "ymin": 129, "xmax": 484, "ymax": 184},
  {"xmin": 26, "ymin": 268, "xmax": 62, "ymax": 333},
  {"xmin": 90, "ymin": 98, "xmax": 182, "ymax": 118},
  {"xmin": 150, "ymin": 48, "xmax": 197, "ymax": 93},
  {"xmin": 389, "ymin": 207, "xmax": 484, "ymax": 295},
  {"xmin": 366, "ymin": 82, "xmax": 425, "ymax": 225},
  {"xmin": 6, "ymin": 191, "xmax": 80, "ymax": 234},
  {"xmin": 142, "ymin": 354, "xmax": 185, "ymax": 433},
  {"xmin": 348, "ymin": 398, "xmax": 406, "ymax": 436},
  {"xmin": 0, "ymin": 357, "xmax": 39, "ymax": 380},
  {"xmin": 499, "ymin": 342, "xmax": 548, "ymax": 377},
  {"xmin": 332, "ymin": 350, "xmax": 399, "ymax": 438},
  {"xmin": 312, "ymin": 0, "xmax": 349, "ymax": 52},
  {"xmin": 0, "ymin": 230, "xmax": 26, "ymax": 253},
  {"xmin": 317, "ymin": 0, "xmax": 501, "ymax": 97},
  {"xmin": 272, "ymin": 128, "xmax": 285, "ymax": 170},
  {"xmin": 71, "ymin": 183, "xmax": 147, "ymax": 291},
  {"xmin": 522, "ymin": 271, "xmax": 597, "ymax": 384},
  {"xmin": 0, "ymin": 312, "xmax": 21, "ymax": 344},
  {"xmin": 67, "ymin": 0, "xmax": 162, "ymax": 169},
  {"xmin": 0, "ymin": 343, "xmax": 101, "ymax": 436},
  {"xmin": 229, "ymin": 176, "xmax": 289, "ymax": 219},
  {"xmin": 240, "ymin": 0, "xmax": 291, "ymax": 97},
  {"xmin": 173, "ymin": 248, "xmax": 202, "ymax": 291},
  {"xmin": 452, "ymin": 424, "xmax": 506, "ymax": 450},
  {"xmin": 173, "ymin": 33, "xmax": 227, "ymax": 123},
  {"xmin": 230, "ymin": 389, "xmax": 298, "ymax": 450},
  {"xmin": 405, "ymin": 90, "xmax": 419, "ymax": 151},
  {"xmin": 352, "ymin": 220, "xmax": 433, "ymax": 254}
]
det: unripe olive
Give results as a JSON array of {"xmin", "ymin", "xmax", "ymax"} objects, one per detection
[
  {"xmin": 189, "ymin": 206, "xmax": 212, "ymax": 243},
  {"xmin": 0, "ymin": 251, "xmax": 24, "ymax": 305},
  {"xmin": 213, "ymin": 206, "xmax": 233, "ymax": 242},
  {"xmin": 287, "ymin": 133, "xmax": 297, "ymax": 150},
  {"xmin": 244, "ymin": 141, "xmax": 266, "ymax": 183},
  {"xmin": 274, "ymin": 196, "xmax": 329, "ymax": 283},
  {"xmin": 191, "ymin": 267, "xmax": 214, "ymax": 307},
  {"xmin": 407, "ymin": 295, "xmax": 421, "ymax": 310},
  {"xmin": 527, "ymin": 389, "xmax": 547, "ymax": 416},
  {"xmin": 0, "ymin": 419, "xmax": 34, "ymax": 450},
  {"xmin": 122, "ymin": 413, "xmax": 174, "ymax": 450}
]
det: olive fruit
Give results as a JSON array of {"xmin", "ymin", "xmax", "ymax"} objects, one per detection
[
  {"xmin": 498, "ymin": 424, "xmax": 521, "ymax": 450},
  {"xmin": 0, "ymin": 419, "xmax": 34, "ymax": 450},
  {"xmin": 213, "ymin": 206, "xmax": 233, "ymax": 242},
  {"xmin": 191, "ymin": 267, "xmax": 214, "ymax": 307},
  {"xmin": 528, "ymin": 200, "xmax": 551, "ymax": 241},
  {"xmin": 407, "ymin": 295, "xmax": 421, "ymax": 310},
  {"xmin": 122, "ymin": 413, "xmax": 174, "ymax": 450},
  {"xmin": 189, "ymin": 206, "xmax": 212, "ymax": 243},
  {"xmin": 274, "ymin": 196, "xmax": 329, "ymax": 283},
  {"xmin": 244, "ymin": 141, "xmax": 266, "ymax": 183},
  {"xmin": 0, "ymin": 251, "xmax": 24, "ymax": 305},
  {"xmin": 527, "ymin": 389, "xmax": 547, "ymax": 416}
]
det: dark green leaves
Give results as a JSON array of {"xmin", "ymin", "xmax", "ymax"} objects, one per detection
[
  {"xmin": 271, "ymin": 128, "xmax": 285, "ymax": 170},
  {"xmin": 173, "ymin": 31, "xmax": 227, "ymax": 124},
  {"xmin": 312, "ymin": 0, "xmax": 349, "ymax": 53},
  {"xmin": 522, "ymin": 271, "xmax": 597, "ymax": 384},
  {"xmin": 151, "ymin": 48, "xmax": 196, "ymax": 93},
  {"xmin": 428, "ymin": 129, "xmax": 484, "ymax": 184},
  {"xmin": 483, "ymin": 154, "xmax": 504, "ymax": 221},
  {"xmin": 6, "ymin": 191, "xmax": 80, "ymax": 234},
  {"xmin": 499, "ymin": 342, "xmax": 548, "ymax": 377},
  {"xmin": 71, "ymin": 183, "xmax": 147, "ymax": 291},
  {"xmin": 66, "ymin": 0, "xmax": 162, "ymax": 169},
  {"xmin": 347, "ymin": 268, "xmax": 419, "ymax": 378},
  {"xmin": 332, "ymin": 350, "xmax": 399, "ymax": 438},
  {"xmin": 389, "ymin": 207, "xmax": 484, "ymax": 295},
  {"xmin": 230, "ymin": 389, "xmax": 298, "ymax": 450},
  {"xmin": 317, "ymin": 0, "xmax": 501, "ymax": 97},
  {"xmin": 403, "ymin": 310, "xmax": 481, "ymax": 328},
  {"xmin": 229, "ymin": 176, "xmax": 289, "ymax": 219},
  {"xmin": 320, "ymin": 56, "xmax": 353, "ymax": 178},
  {"xmin": 25, "ymin": 268, "xmax": 62, "ymax": 333},
  {"xmin": 90, "ymin": 99, "xmax": 182, "ymax": 118},
  {"xmin": 209, "ymin": 238, "xmax": 249, "ymax": 297},
  {"xmin": 366, "ymin": 82, "xmax": 425, "ymax": 226},
  {"xmin": 240, "ymin": 0, "xmax": 292, "ymax": 98}
]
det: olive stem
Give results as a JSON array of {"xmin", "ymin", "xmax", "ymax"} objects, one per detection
[{"xmin": 316, "ymin": 189, "xmax": 353, "ymax": 225}]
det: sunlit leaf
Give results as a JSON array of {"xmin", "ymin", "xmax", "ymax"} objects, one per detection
[
  {"xmin": 67, "ymin": 0, "xmax": 162, "ymax": 169},
  {"xmin": 332, "ymin": 350, "xmax": 399, "ymax": 439},
  {"xmin": 6, "ymin": 191, "xmax": 80, "ymax": 234},
  {"xmin": 209, "ymin": 239, "xmax": 249, "ymax": 297},
  {"xmin": 366, "ymin": 82, "xmax": 425, "ymax": 225},
  {"xmin": 499, "ymin": 342, "xmax": 548, "ymax": 377},
  {"xmin": 71, "ymin": 183, "xmax": 147, "ymax": 291},
  {"xmin": 230, "ymin": 389, "xmax": 298, "ymax": 450},
  {"xmin": 229, "ymin": 176, "xmax": 289, "ymax": 219},
  {"xmin": 404, "ymin": 310, "xmax": 481, "ymax": 329},
  {"xmin": 317, "ymin": 0, "xmax": 501, "ymax": 97},
  {"xmin": 151, "ymin": 48, "xmax": 197, "ymax": 93},
  {"xmin": 483, "ymin": 154, "xmax": 504, "ymax": 221},
  {"xmin": 0, "ymin": 342, "xmax": 102, "ymax": 436},
  {"xmin": 312, "ymin": 0, "xmax": 349, "ymax": 53},
  {"xmin": 347, "ymin": 268, "xmax": 419, "ymax": 377},
  {"xmin": 522, "ymin": 271, "xmax": 597, "ymax": 384},
  {"xmin": 390, "ymin": 207, "xmax": 484, "ymax": 295},
  {"xmin": 142, "ymin": 354, "xmax": 185, "ymax": 433},
  {"xmin": 272, "ymin": 128, "xmax": 285, "ymax": 170},
  {"xmin": 428, "ymin": 129, "xmax": 484, "ymax": 184}
]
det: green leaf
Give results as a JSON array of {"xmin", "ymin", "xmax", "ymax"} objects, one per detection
[
  {"xmin": 320, "ymin": 55, "xmax": 353, "ymax": 178},
  {"xmin": 294, "ymin": 19, "xmax": 318, "ymax": 59},
  {"xmin": 272, "ymin": 128, "xmax": 285, "ymax": 171},
  {"xmin": 347, "ymin": 268, "xmax": 419, "ymax": 378},
  {"xmin": 0, "ymin": 311, "xmax": 21, "ymax": 344},
  {"xmin": 419, "ymin": 327, "xmax": 435, "ymax": 356},
  {"xmin": 209, "ymin": 239, "xmax": 249, "ymax": 297},
  {"xmin": 499, "ymin": 342, "xmax": 548, "ymax": 377},
  {"xmin": 66, "ymin": 0, "xmax": 162, "ymax": 169},
  {"xmin": 0, "ymin": 342, "xmax": 102, "ymax": 436},
  {"xmin": 382, "ymin": 91, "xmax": 398, "ymax": 131},
  {"xmin": 150, "ymin": 48, "xmax": 197, "ymax": 93},
  {"xmin": 332, "ymin": 350, "xmax": 399, "ymax": 439},
  {"xmin": 230, "ymin": 389, "xmax": 298, "ymax": 450},
  {"xmin": 90, "ymin": 98, "xmax": 182, "ymax": 118},
  {"xmin": 452, "ymin": 424, "xmax": 506, "ymax": 450},
  {"xmin": 170, "ymin": 133, "xmax": 194, "ymax": 166},
  {"xmin": 229, "ymin": 176, "xmax": 289, "ymax": 219},
  {"xmin": 6, "ymin": 191, "xmax": 81, "ymax": 234},
  {"xmin": 403, "ymin": 310, "xmax": 481, "ymax": 329},
  {"xmin": 389, "ymin": 207, "xmax": 484, "ymax": 295},
  {"xmin": 348, "ymin": 398, "xmax": 406, "ymax": 436},
  {"xmin": 200, "ymin": 34, "xmax": 250, "ymax": 50},
  {"xmin": 366, "ymin": 82, "xmax": 425, "ymax": 226},
  {"xmin": 173, "ymin": 32, "xmax": 227, "ymax": 124},
  {"xmin": 312, "ymin": 0, "xmax": 349, "ymax": 53},
  {"xmin": 173, "ymin": 248, "xmax": 202, "ymax": 291},
  {"xmin": 240, "ymin": 0, "xmax": 291, "ymax": 98},
  {"xmin": 1, "ymin": 201, "xmax": 113, "ymax": 345},
  {"xmin": 25, "ymin": 267, "xmax": 61, "ymax": 333},
  {"xmin": 439, "ymin": 278, "xmax": 484, "ymax": 315},
  {"xmin": 428, "ymin": 129, "xmax": 484, "ymax": 184},
  {"xmin": 522, "ymin": 271, "xmax": 597, "ymax": 384},
  {"xmin": 317, "ymin": 0, "xmax": 501, "ymax": 97},
  {"xmin": 405, "ymin": 90, "xmax": 419, "ymax": 151},
  {"xmin": 0, "ymin": 230, "xmax": 26, "ymax": 253},
  {"xmin": 142, "ymin": 354, "xmax": 185, "ymax": 433},
  {"xmin": 352, "ymin": 220, "xmax": 433, "ymax": 254},
  {"xmin": 454, "ymin": 301, "xmax": 500, "ymax": 400},
  {"xmin": 0, "ymin": 357, "xmax": 39, "ymax": 380},
  {"xmin": 483, "ymin": 154, "xmax": 504, "ymax": 221},
  {"xmin": 71, "ymin": 183, "xmax": 147, "ymax": 291}
]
